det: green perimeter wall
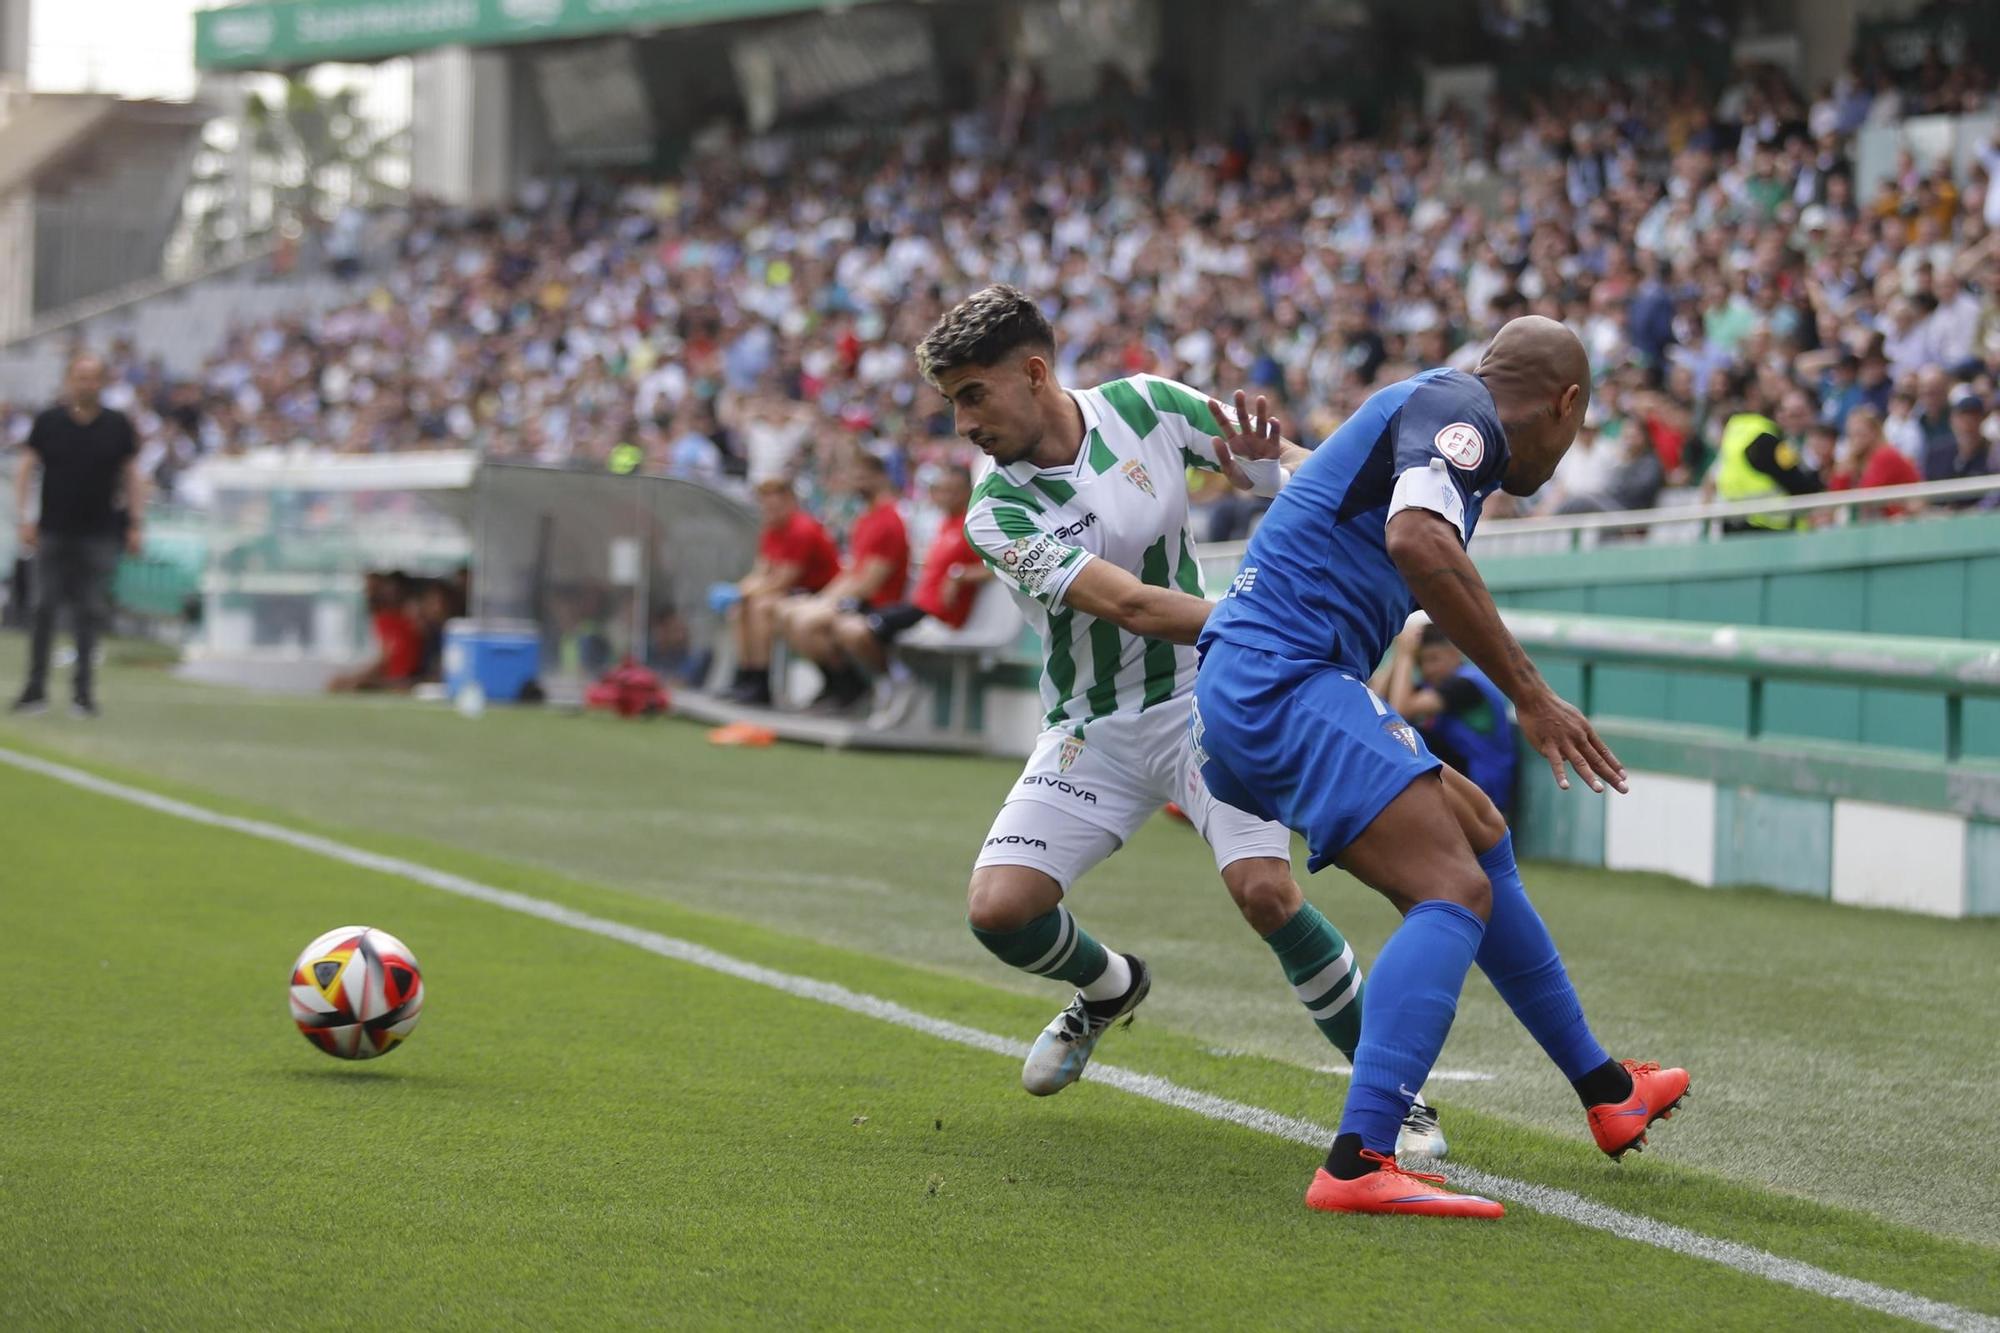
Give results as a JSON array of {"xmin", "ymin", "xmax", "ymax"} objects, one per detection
[{"xmin": 1478, "ymin": 513, "xmax": 2000, "ymax": 762}]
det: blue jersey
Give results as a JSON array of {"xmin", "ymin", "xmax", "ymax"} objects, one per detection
[
  {"xmin": 1200, "ymin": 368, "xmax": 1509, "ymax": 675},
  {"xmin": 1420, "ymin": 662, "xmax": 1519, "ymax": 815}
]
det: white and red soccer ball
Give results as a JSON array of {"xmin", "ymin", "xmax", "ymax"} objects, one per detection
[{"xmin": 288, "ymin": 926, "xmax": 424, "ymax": 1059}]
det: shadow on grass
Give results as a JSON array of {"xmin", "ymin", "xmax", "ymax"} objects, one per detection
[{"xmin": 274, "ymin": 1064, "xmax": 463, "ymax": 1089}]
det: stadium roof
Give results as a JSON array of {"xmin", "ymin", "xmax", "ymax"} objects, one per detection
[
  {"xmin": 0, "ymin": 94, "xmax": 117, "ymax": 199},
  {"xmin": 194, "ymin": 0, "xmax": 887, "ymax": 73},
  {"xmin": 0, "ymin": 92, "xmax": 212, "ymax": 199}
]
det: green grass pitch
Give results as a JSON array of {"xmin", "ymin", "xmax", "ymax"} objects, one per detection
[{"xmin": 2, "ymin": 662, "xmax": 1998, "ymax": 1327}]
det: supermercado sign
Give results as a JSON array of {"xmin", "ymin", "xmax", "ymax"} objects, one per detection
[{"xmin": 194, "ymin": 0, "xmax": 884, "ymax": 70}]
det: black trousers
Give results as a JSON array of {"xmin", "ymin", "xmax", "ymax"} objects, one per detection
[{"xmin": 24, "ymin": 533, "xmax": 119, "ymax": 700}]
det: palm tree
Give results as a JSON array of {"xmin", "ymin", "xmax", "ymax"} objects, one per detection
[{"xmin": 184, "ymin": 77, "xmax": 408, "ymax": 268}]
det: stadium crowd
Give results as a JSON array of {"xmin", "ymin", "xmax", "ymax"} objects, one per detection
[{"xmin": 9, "ymin": 47, "xmax": 2000, "ymax": 540}]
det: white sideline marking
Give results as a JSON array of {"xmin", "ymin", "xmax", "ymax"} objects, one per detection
[
  {"xmin": 5, "ymin": 744, "xmax": 1993, "ymax": 1333},
  {"xmin": 1208, "ymin": 1049, "xmax": 1498, "ymax": 1082},
  {"xmin": 1314, "ymin": 1063, "xmax": 1497, "ymax": 1083}
]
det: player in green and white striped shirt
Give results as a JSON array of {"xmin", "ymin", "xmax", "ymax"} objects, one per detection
[{"xmin": 918, "ymin": 285, "xmax": 1444, "ymax": 1157}]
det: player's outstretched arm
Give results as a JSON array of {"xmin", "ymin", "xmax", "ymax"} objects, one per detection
[
  {"xmin": 1385, "ymin": 508, "xmax": 1627, "ymax": 795},
  {"xmin": 1060, "ymin": 559, "xmax": 1210, "ymax": 646},
  {"xmin": 1203, "ymin": 390, "xmax": 1311, "ymax": 492}
]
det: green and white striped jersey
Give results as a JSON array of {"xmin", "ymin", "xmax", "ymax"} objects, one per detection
[{"xmin": 963, "ymin": 374, "xmax": 1230, "ymax": 729}]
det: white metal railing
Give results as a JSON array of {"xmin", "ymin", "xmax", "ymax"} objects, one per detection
[{"xmin": 1201, "ymin": 472, "xmax": 2000, "ymax": 567}]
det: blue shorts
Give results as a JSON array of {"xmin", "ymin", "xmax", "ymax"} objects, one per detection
[{"xmin": 1191, "ymin": 640, "xmax": 1441, "ymax": 873}]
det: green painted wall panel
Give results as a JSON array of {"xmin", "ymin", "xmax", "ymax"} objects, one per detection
[
  {"xmin": 1760, "ymin": 571, "xmax": 1866, "ymax": 743},
  {"xmin": 1497, "ymin": 588, "xmax": 1590, "ymax": 703},
  {"xmin": 1964, "ymin": 557, "xmax": 2000, "ymax": 636},
  {"xmin": 1667, "ymin": 577, "xmax": 1762, "ymax": 730},
  {"xmin": 1759, "ymin": 570, "xmax": 1868, "ymax": 629},
  {"xmin": 1856, "ymin": 691, "xmax": 1946, "ymax": 757},
  {"xmin": 1964, "ymin": 557, "xmax": 2000, "ymax": 761},
  {"xmin": 1968, "ymin": 822, "xmax": 2000, "ymax": 917},
  {"xmin": 1513, "ymin": 759, "xmax": 1606, "ymax": 867},
  {"xmin": 1866, "ymin": 560, "xmax": 1968, "ymax": 636},
  {"xmin": 1541, "ymin": 660, "xmax": 1586, "ymax": 704},
  {"xmin": 1969, "ymin": 700, "xmax": 2000, "ymax": 760},
  {"xmin": 1503, "ymin": 587, "xmax": 1592, "ymax": 611},
  {"xmin": 1586, "ymin": 583, "xmax": 1674, "ymax": 721},
  {"xmin": 1859, "ymin": 563, "xmax": 1963, "ymax": 751},
  {"xmin": 1670, "ymin": 576, "xmax": 1767, "ymax": 622},
  {"xmin": 1713, "ymin": 787, "xmax": 1832, "ymax": 897}
]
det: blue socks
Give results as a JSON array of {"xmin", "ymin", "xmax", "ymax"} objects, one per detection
[
  {"xmin": 1337, "ymin": 899, "xmax": 1485, "ymax": 1154},
  {"xmin": 1331, "ymin": 834, "xmax": 1616, "ymax": 1174},
  {"xmin": 1474, "ymin": 833, "xmax": 1609, "ymax": 1082}
]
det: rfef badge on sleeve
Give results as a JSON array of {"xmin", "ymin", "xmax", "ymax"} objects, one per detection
[{"xmin": 1434, "ymin": 423, "xmax": 1485, "ymax": 471}]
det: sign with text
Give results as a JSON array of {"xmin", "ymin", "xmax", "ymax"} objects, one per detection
[{"xmin": 195, "ymin": 0, "xmax": 886, "ymax": 71}]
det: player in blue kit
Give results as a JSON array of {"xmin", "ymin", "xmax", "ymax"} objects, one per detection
[{"xmin": 1193, "ymin": 317, "xmax": 1691, "ymax": 1218}]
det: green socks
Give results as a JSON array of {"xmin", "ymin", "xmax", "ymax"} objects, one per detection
[
  {"xmin": 1264, "ymin": 903, "xmax": 1363, "ymax": 1060},
  {"xmin": 972, "ymin": 902, "xmax": 1355, "ymax": 1039},
  {"xmin": 971, "ymin": 905, "xmax": 1111, "ymax": 990}
]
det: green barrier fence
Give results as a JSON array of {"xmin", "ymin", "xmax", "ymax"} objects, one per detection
[
  {"xmin": 1504, "ymin": 610, "xmax": 2000, "ymax": 765},
  {"xmin": 1497, "ymin": 610, "xmax": 2000, "ymax": 914}
]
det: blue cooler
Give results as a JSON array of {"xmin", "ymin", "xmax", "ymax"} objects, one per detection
[{"xmin": 443, "ymin": 618, "xmax": 541, "ymax": 702}]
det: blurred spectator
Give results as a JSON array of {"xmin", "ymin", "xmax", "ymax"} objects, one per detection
[
  {"xmin": 1803, "ymin": 421, "xmax": 1841, "ymax": 488},
  {"xmin": 1939, "ymin": 396, "xmax": 1997, "ymax": 495},
  {"xmin": 1832, "ymin": 405, "xmax": 1922, "ymax": 516},
  {"xmin": 1606, "ymin": 423, "xmax": 1668, "ymax": 512},
  {"xmin": 1776, "ymin": 389, "xmax": 1817, "ymax": 458},
  {"xmin": 829, "ymin": 462, "xmax": 988, "ymax": 726},
  {"xmin": 1882, "ymin": 387, "xmax": 1925, "ymax": 462},
  {"xmin": 329, "ymin": 571, "xmax": 422, "ymax": 692},
  {"xmin": 1913, "ymin": 369, "xmax": 1958, "ymax": 476},
  {"xmin": 1627, "ymin": 260, "xmax": 1677, "ymax": 369},
  {"xmin": 413, "ymin": 579, "xmax": 456, "ymax": 682},
  {"xmin": 12, "ymin": 353, "xmax": 142, "ymax": 718},
  {"xmin": 1712, "ymin": 375, "xmax": 1821, "ymax": 532},
  {"xmin": 666, "ymin": 407, "xmax": 724, "ymax": 481},
  {"xmin": 1552, "ymin": 415, "xmax": 1665, "ymax": 514},
  {"xmin": 1371, "ymin": 623, "xmax": 1518, "ymax": 819},
  {"xmin": 1548, "ymin": 425, "xmax": 1624, "ymax": 513},
  {"xmin": 724, "ymin": 478, "xmax": 840, "ymax": 707},
  {"xmin": 1932, "ymin": 269, "xmax": 1982, "ymax": 366},
  {"xmin": 777, "ymin": 451, "xmax": 910, "ymax": 713}
]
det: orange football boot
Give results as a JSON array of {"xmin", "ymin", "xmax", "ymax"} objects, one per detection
[
  {"xmin": 1304, "ymin": 1150, "xmax": 1504, "ymax": 1219},
  {"xmin": 1586, "ymin": 1059, "xmax": 1691, "ymax": 1159}
]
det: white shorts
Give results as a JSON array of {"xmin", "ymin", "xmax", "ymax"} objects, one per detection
[{"xmin": 973, "ymin": 694, "xmax": 1292, "ymax": 891}]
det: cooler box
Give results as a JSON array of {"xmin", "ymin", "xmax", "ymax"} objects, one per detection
[{"xmin": 443, "ymin": 618, "xmax": 541, "ymax": 702}]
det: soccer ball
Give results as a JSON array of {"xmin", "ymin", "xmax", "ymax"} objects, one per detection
[{"xmin": 288, "ymin": 926, "xmax": 424, "ymax": 1059}]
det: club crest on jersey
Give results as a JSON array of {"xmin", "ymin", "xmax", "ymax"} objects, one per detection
[
  {"xmin": 1057, "ymin": 735, "xmax": 1085, "ymax": 772},
  {"xmin": 1434, "ymin": 422, "xmax": 1485, "ymax": 471},
  {"xmin": 1119, "ymin": 458, "xmax": 1156, "ymax": 496},
  {"xmin": 1382, "ymin": 717, "xmax": 1421, "ymax": 756}
]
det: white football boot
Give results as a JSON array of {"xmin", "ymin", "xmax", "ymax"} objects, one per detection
[
  {"xmin": 1021, "ymin": 954, "xmax": 1151, "ymax": 1096},
  {"xmin": 1395, "ymin": 1091, "xmax": 1449, "ymax": 1159}
]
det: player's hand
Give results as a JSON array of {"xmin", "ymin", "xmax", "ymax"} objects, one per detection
[
  {"xmin": 17, "ymin": 520, "xmax": 35, "ymax": 553},
  {"xmin": 1517, "ymin": 691, "xmax": 1628, "ymax": 795},
  {"xmin": 1207, "ymin": 391, "xmax": 1282, "ymax": 491}
]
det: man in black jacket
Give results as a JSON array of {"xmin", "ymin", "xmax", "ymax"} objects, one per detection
[{"xmin": 12, "ymin": 354, "xmax": 143, "ymax": 717}]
